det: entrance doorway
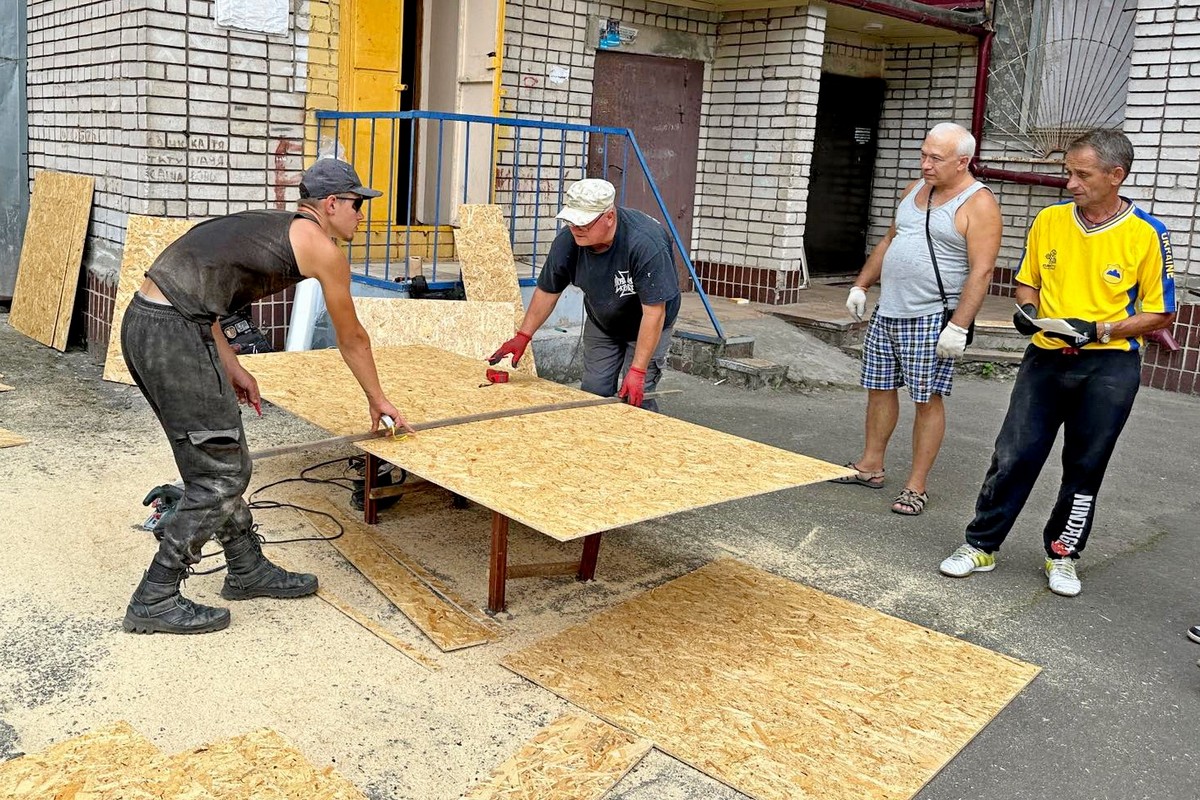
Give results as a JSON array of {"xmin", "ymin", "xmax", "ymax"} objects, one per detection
[
  {"xmin": 588, "ymin": 50, "xmax": 703, "ymax": 281},
  {"xmin": 805, "ymin": 73, "xmax": 885, "ymax": 275}
]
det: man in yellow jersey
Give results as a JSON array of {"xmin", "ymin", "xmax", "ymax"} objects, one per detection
[{"xmin": 939, "ymin": 129, "xmax": 1175, "ymax": 596}]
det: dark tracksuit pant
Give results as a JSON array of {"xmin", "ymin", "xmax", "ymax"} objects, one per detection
[
  {"xmin": 579, "ymin": 316, "xmax": 673, "ymax": 413},
  {"xmin": 122, "ymin": 294, "xmax": 253, "ymax": 570},
  {"xmin": 966, "ymin": 345, "xmax": 1142, "ymax": 559}
]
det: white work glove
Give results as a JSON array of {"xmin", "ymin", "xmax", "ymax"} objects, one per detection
[
  {"xmin": 936, "ymin": 321, "xmax": 970, "ymax": 359},
  {"xmin": 846, "ymin": 286, "xmax": 867, "ymax": 321}
]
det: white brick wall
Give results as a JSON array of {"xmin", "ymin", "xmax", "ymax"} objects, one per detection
[
  {"xmin": 1125, "ymin": 0, "xmax": 1200, "ymax": 284},
  {"xmin": 693, "ymin": 5, "xmax": 825, "ymax": 272},
  {"xmin": 26, "ymin": 0, "xmax": 312, "ymax": 279}
]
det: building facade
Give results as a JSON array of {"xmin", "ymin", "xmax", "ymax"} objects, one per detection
[{"xmin": 16, "ymin": 0, "xmax": 1200, "ymax": 393}]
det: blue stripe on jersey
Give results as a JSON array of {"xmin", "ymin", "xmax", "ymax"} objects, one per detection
[{"xmin": 1132, "ymin": 207, "xmax": 1177, "ymax": 312}]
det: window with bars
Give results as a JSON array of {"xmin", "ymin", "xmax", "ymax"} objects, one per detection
[{"xmin": 986, "ymin": 0, "xmax": 1136, "ymax": 157}]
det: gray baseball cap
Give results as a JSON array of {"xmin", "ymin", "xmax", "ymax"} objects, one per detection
[
  {"xmin": 556, "ymin": 179, "xmax": 616, "ymax": 226},
  {"xmin": 299, "ymin": 158, "xmax": 383, "ymax": 199}
]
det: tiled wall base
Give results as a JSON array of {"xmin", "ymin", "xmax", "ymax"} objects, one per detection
[
  {"xmin": 84, "ymin": 269, "xmax": 293, "ymax": 366},
  {"xmin": 692, "ymin": 261, "xmax": 805, "ymax": 305}
]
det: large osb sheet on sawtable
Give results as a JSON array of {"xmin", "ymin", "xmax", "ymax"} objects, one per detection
[
  {"xmin": 244, "ymin": 346, "xmax": 852, "ymax": 542},
  {"xmin": 454, "ymin": 204, "xmax": 536, "ymax": 376},
  {"xmin": 504, "ymin": 559, "xmax": 1041, "ymax": 800},
  {"xmin": 103, "ymin": 215, "xmax": 197, "ymax": 384},
  {"xmin": 353, "ymin": 297, "xmax": 516, "ymax": 361},
  {"xmin": 8, "ymin": 170, "xmax": 95, "ymax": 350},
  {"xmin": 463, "ymin": 713, "xmax": 652, "ymax": 800},
  {"xmin": 168, "ymin": 728, "xmax": 367, "ymax": 800},
  {"xmin": 244, "ymin": 344, "xmax": 586, "ymax": 436},
  {"xmin": 0, "ymin": 721, "xmax": 213, "ymax": 800}
]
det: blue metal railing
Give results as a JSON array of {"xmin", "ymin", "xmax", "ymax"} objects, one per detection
[{"xmin": 314, "ymin": 109, "xmax": 725, "ymax": 339}]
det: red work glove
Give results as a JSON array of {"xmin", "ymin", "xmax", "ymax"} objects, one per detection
[
  {"xmin": 618, "ymin": 366, "xmax": 646, "ymax": 408},
  {"xmin": 487, "ymin": 331, "xmax": 531, "ymax": 367}
]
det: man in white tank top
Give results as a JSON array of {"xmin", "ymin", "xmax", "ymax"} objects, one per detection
[{"xmin": 834, "ymin": 123, "xmax": 1002, "ymax": 517}]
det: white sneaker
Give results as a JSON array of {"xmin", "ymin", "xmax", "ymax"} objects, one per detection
[
  {"xmin": 940, "ymin": 544, "xmax": 996, "ymax": 578},
  {"xmin": 1044, "ymin": 558, "xmax": 1081, "ymax": 597}
]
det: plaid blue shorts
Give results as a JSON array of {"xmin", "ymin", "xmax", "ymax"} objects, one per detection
[{"xmin": 860, "ymin": 312, "xmax": 955, "ymax": 403}]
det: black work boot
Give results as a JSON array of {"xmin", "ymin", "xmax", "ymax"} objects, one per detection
[
  {"xmin": 220, "ymin": 533, "xmax": 318, "ymax": 600},
  {"xmin": 123, "ymin": 571, "xmax": 231, "ymax": 635}
]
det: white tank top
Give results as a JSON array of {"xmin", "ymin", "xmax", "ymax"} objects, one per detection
[{"xmin": 876, "ymin": 179, "xmax": 989, "ymax": 318}]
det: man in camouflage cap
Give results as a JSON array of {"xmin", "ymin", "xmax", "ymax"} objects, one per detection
[{"xmin": 488, "ymin": 178, "xmax": 680, "ymax": 411}]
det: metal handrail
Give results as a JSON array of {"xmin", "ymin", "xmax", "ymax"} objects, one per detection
[{"xmin": 314, "ymin": 108, "xmax": 725, "ymax": 339}]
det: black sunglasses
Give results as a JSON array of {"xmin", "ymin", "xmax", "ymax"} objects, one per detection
[{"xmin": 334, "ymin": 195, "xmax": 365, "ymax": 211}]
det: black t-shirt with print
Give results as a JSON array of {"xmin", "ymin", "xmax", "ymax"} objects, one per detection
[{"xmin": 536, "ymin": 207, "xmax": 681, "ymax": 342}]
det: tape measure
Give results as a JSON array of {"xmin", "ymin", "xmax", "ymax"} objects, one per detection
[{"xmin": 484, "ymin": 368, "xmax": 510, "ymax": 384}]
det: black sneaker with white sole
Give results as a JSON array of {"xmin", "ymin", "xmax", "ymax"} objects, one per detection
[{"xmin": 1188, "ymin": 625, "xmax": 1200, "ymax": 645}]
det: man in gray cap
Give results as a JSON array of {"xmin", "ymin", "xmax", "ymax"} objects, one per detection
[
  {"xmin": 488, "ymin": 178, "xmax": 680, "ymax": 411},
  {"xmin": 121, "ymin": 157, "xmax": 412, "ymax": 636}
]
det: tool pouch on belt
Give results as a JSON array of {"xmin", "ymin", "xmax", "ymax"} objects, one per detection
[{"xmin": 219, "ymin": 306, "xmax": 273, "ymax": 355}]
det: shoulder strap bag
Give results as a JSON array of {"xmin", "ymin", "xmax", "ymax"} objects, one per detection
[{"xmin": 925, "ymin": 186, "xmax": 975, "ymax": 347}]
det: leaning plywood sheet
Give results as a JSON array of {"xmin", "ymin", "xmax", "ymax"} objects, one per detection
[
  {"xmin": 463, "ymin": 713, "xmax": 652, "ymax": 800},
  {"xmin": 9, "ymin": 171, "xmax": 95, "ymax": 350},
  {"xmin": 169, "ymin": 728, "xmax": 366, "ymax": 800},
  {"xmin": 103, "ymin": 215, "xmax": 197, "ymax": 384},
  {"xmin": 0, "ymin": 428, "xmax": 29, "ymax": 448},
  {"xmin": 353, "ymin": 297, "xmax": 516, "ymax": 361},
  {"xmin": 0, "ymin": 720, "xmax": 213, "ymax": 800},
  {"xmin": 295, "ymin": 494, "xmax": 494, "ymax": 651},
  {"xmin": 455, "ymin": 204, "xmax": 536, "ymax": 376},
  {"xmin": 504, "ymin": 559, "xmax": 1041, "ymax": 800},
  {"xmin": 245, "ymin": 346, "xmax": 852, "ymax": 541}
]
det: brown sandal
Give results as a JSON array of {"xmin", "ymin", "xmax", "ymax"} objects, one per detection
[
  {"xmin": 891, "ymin": 488, "xmax": 929, "ymax": 516},
  {"xmin": 832, "ymin": 462, "xmax": 885, "ymax": 489}
]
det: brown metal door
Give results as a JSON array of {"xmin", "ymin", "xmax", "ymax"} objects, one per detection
[{"xmin": 589, "ymin": 50, "xmax": 702, "ymax": 280}]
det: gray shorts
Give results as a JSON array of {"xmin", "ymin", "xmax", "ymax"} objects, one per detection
[{"xmin": 580, "ymin": 316, "xmax": 673, "ymax": 412}]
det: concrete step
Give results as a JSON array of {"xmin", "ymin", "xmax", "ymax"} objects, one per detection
[{"xmin": 714, "ymin": 357, "xmax": 789, "ymax": 389}]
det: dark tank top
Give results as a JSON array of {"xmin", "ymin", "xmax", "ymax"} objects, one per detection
[{"xmin": 146, "ymin": 209, "xmax": 311, "ymax": 323}]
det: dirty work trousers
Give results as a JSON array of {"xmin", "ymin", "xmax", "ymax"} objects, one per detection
[
  {"xmin": 965, "ymin": 346, "xmax": 1142, "ymax": 559},
  {"xmin": 579, "ymin": 316, "xmax": 673, "ymax": 413},
  {"xmin": 122, "ymin": 294, "xmax": 253, "ymax": 570}
]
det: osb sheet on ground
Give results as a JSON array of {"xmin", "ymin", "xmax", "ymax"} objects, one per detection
[
  {"xmin": 454, "ymin": 204, "xmax": 536, "ymax": 376},
  {"xmin": 294, "ymin": 493, "xmax": 495, "ymax": 651},
  {"xmin": 8, "ymin": 170, "xmax": 95, "ymax": 350},
  {"xmin": 353, "ymin": 297, "xmax": 516, "ymax": 361},
  {"xmin": 0, "ymin": 720, "xmax": 213, "ymax": 800},
  {"xmin": 0, "ymin": 428, "xmax": 30, "ymax": 448},
  {"xmin": 246, "ymin": 346, "xmax": 850, "ymax": 542},
  {"xmin": 503, "ymin": 559, "xmax": 1042, "ymax": 800},
  {"xmin": 462, "ymin": 713, "xmax": 652, "ymax": 800},
  {"xmin": 168, "ymin": 728, "xmax": 367, "ymax": 800},
  {"xmin": 103, "ymin": 215, "xmax": 198, "ymax": 384}
]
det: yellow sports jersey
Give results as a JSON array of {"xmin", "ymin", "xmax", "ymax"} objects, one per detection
[{"xmin": 1015, "ymin": 199, "xmax": 1176, "ymax": 351}]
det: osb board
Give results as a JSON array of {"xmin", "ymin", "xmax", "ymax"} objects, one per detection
[
  {"xmin": 352, "ymin": 297, "xmax": 516, "ymax": 361},
  {"xmin": 245, "ymin": 346, "xmax": 852, "ymax": 542},
  {"xmin": 462, "ymin": 713, "xmax": 652, "ymax": 800},
  {"xmin": 0, "ymin": 720, "xmax": 213, "ymax": 800},
  {"xmin": 168, "ymin": 728, "xmax": 366, "ymax": 800},
  {"xmin": 503, "ymin": 559, "xmax": 1042, "ymax": 800},
  {"xmin": 454, "ymin": 204, "xmax": 536, "ymax": 376},
  {"xmin": 244, "ymin": 345, "xmax": 587, "ymax": 436},
  {"xmin": 0, "ymin": 428, "xmax": 30, "ymax": 448},
  {"xmin": 272, "ymin": 549, "xmax": 439, "ymax": 670},
  {"xmin": 295, "ymin": 494, "xmax": 494, "ymax": 651},
  {"xmin": 103, "ymin": 215, "xmax": 198, "ymax": 384},
  {"xmin": 9, "ymin": 170, "xmax": 95, "ymax": 350}
]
